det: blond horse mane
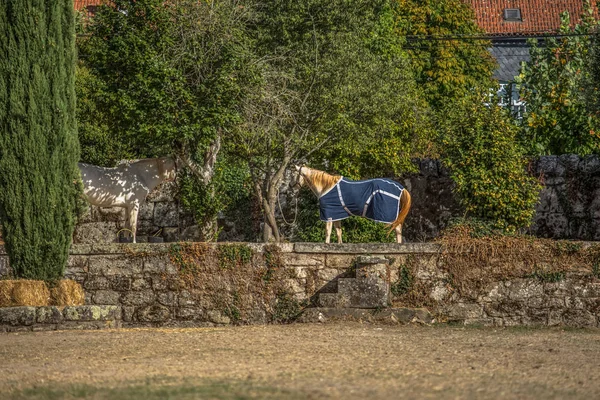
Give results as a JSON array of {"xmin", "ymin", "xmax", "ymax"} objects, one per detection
[{"xmin": 300, "ymin": 166, "xmax": 342, "ymax": 197}]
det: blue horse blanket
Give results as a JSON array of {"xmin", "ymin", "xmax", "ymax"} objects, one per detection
[{"xmin": 319, "ymin": 177, "xmax": 404, "ymax": 223}]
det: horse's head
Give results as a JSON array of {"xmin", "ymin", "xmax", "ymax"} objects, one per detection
[
  {"xmin": 291, "ymin": 164, "xmax": 307, "ymax": 189},
  {"xmin": 157, "ymin": 157, "xmax": 177, "ymax": 182}
]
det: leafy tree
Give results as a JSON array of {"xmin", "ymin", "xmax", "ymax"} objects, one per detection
[
  {"xmin": 438, "ymin": 93, "xmax": 541, "ymax": 232},
  {"xmin": 394, "ymin": 0, "xmax": 497, "ymax": 109},
  {"xmin": 79, "ymin": 0, "xmax": 254, "ymax": 163},
  {"xmin": 230, "ymin": 0, "xmax": 432, "ymax": 242},
  {"xmin": 0, "ymin": 0, "xmax": 80, "ymax": 280},
  {"xmin": 78, "ymin": 0, "xmax": 257, "ymax": 237},
  {"xmin": 517, "ymin": 4, "xmax": 600, "ymax": 156}
]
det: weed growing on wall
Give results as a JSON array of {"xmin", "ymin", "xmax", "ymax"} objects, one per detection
[{"xmin": 168, "ymin": 243, "xmax": 297, "ymax": 323}]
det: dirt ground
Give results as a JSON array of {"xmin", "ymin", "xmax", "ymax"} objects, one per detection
[{"xmin": 2, "ymin": 323, "xmax": 600, "ymax": 399}]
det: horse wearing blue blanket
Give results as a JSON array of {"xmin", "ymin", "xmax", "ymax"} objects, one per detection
[{"xmin": 295, "ymin": 166, "xmax": 411, "ymax": 243}]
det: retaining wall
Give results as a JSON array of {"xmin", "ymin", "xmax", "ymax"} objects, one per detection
[{"xmin": 1, "ymin": 242, "xmax": 600, "ymax": 328}]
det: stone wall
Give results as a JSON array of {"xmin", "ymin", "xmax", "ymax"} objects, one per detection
[
  {"xmin": 69, "ymin": 154, "xmax": 600, "ymax": 244},
  {"xmin": 1, "ymin": 242, "xmax": 600, "ymax": 328},
  {"xmin": 72, "ymin": 181, "xmax": 201, "ymax": 244},
  {"xmin": 0, "ymin": 305, "xmax": 121, "ymax": 332}
]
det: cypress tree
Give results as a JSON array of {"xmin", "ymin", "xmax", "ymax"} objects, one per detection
[{"xmin": 0, "ymin": 0, "xmax": 80, "ymax": 280}]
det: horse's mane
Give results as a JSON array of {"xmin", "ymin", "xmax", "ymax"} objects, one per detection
[{"xmin": 302, "ymin": 167, "xmax": 341, "ymax": 194}]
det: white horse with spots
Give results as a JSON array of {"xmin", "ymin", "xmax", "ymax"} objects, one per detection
[{"xmin": 78, "ymin": 158, "xmax": 176, "ymax": 243}]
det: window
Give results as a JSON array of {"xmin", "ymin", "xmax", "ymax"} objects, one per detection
[{"xmin": 504, "ymin": 8, "xmax": 522, "ymax": 21}]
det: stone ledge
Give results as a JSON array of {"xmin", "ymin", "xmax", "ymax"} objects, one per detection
[
  {"xmin": 294, "ymin": 242, "xmax": 441, "ymax": 254},
  {"xmin": 297, "ymin": 307, "xmax": 434, "ymax": 324},
  {"xmin": 0, "ymin": 305, "xmax": 121, "ymax": 332}
]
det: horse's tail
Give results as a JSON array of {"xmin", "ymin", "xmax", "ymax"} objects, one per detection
[{"xmin": 387, "ymin": 189, "xmax": 411, "ymax": 236}]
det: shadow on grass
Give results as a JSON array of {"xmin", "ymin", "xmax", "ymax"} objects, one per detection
[{"xmin": 7, "ymin": 378, "xmax": 307, "ymax": 400}]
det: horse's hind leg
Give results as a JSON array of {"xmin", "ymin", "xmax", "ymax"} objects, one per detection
[
  {"xmin": 325, "ymin": 221, "xmax": 333, "ymax": 243},
  {"xmin": 128, "ymin": 202, "xmax": 140, "ymax": 243},
  {"xmin": 395, "ymin": 224, "xmax": 403, "ymax": 244},
  {"xmin": 334, "ymin": 220, "xmax": 342, "ymax": 243}
]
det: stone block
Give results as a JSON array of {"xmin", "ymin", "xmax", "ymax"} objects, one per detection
[
  {"xmin": 325, "ymin": 254, "xmax": 356, "ymax": 269},
  {"xmin": 445, "ymin": 303, "xmax": 483, "ymax": 320},
  {"xmin": 484, "ymin": 300, "xmax": 526, "ymax": 317},
  {"xmin": 178, "ymin": 290, "xmax": 196, "ymax": 306},
  {"xmin": 338, "ymin": 277, "xmax": 389, "ymax": 308},
  {"xmin": 108, "ymin": 276, "xmax": 132, "ymax": 291},
  {"xmin": 121, "ymin": 290, "xmax": 156, "ymax": 306},
  {"xmin": 318, "ymin": 293, "xmax": 350, "ymax": 308},
  {"xmin": 144, "ymin": 255, "xmax": 178, "ymax": 274},
  {"xmin": 0, "ymin": 256, "xmax": 12, "ymax": 278},
  {"xmin": 157, "ymin": 292, "xmax": 178, "ymax": 307},
  {"xmin": 138, "ymin": 202, "xmax": 154, "ymax": 220},
  {"xmin": 581, "ymin": 155, "xmax": 600, "ymax": 176},
  {"xmin": 73, "ymin": 222, "xmax": 120, "ymax": 244},
  {"xmin": 282, "ymin": 253, "xmax": 325, "ymax": 267},
  {"xmin": 177, "ymin": 307, "xmax": 202, "ymax": 320},
  {"xmin": 92, "ymin": 290, "xmax": 121, "ymax": 305},
  {"xmin": 0, "ymin": 307, "xmax": 36, "ymax": 326},
  {"xmin": 206, "ymin": 310, "xmax": 230, "ymax": 325},
  {"xmin": 36, "ymin": 307, "xmax": 64, "ymax": 324},
  {"xmin": 559, "ymin": 154, "xmax": 580, "ymax": 173},
  {"xmin": 84, "ymin": 276, "xmax": 110, "ymax": 291},
  {"xmin": 318, "ymin": 268, "xmax": 343, "ymax": 282},
  {"xmin": 122, "ymin": 306, "xmax": 135, "ymax": 322},
  {"xmin": 89, "ymin": 255, "xmax": 142, "ymax": 276},
  {"xmin": 154, "ymin": 202, "xmax": 179, "ymax": 227},
  {"xmin": 137, "ymin": 305, "xmax": 171, "ymax": 322},
  {"xmin": 76, "ymin": 305, "xmax": 121, "ymax": 321},
  {"xmin": 163, "ymin": 227, "xmax": 180, "ymax": 242},
  {"xmin": 506, "ymin": 280, "xmax": 544, "ymax": 300},
  {"xmin": 131, "ymin": 278, "xmax": 151, "ymax": 290},
  {"xmin": 562, "ymin": 309, "xmax": 596, "ymax": 327}
]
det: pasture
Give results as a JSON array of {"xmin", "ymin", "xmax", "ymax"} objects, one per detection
[{"xmin": 2, "ymin": 323, "xmax": 600, "ymax": 399}]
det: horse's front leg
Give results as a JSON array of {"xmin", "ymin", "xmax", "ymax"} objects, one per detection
[
  {"xmin": 334, "ymin": 220, "xmax": 342, "ymax": 243},
  {"xmin": 325, "ymin": 221, "xmax": 333, "ymax": 243},
  {"xmin": 395, "ymin": 224, "xmax": 403, "ymax": 244},
  {"xmin": 128, "ymin": 201, "xmax": 140, "ymax": 243}
]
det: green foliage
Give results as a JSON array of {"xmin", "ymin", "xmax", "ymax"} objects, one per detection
[
  {"xmin": 217, "ymin": 244, "xmax": 253, "ymax": 269},
  {"xmin": 529, "ymin": 270, "xmax": 565, "ymax": 283},
  {"xmin": 75, "ymin": 65, "xmax": 132, "ymax": 166},
  {"xmin": 444, "ymin": 217, "xmax": 516, "ymax": 238},
  {"xmin": 438, "ymin": 93, "xmax": 541, "ymax": 232},
  {"xmin": 78, "ymin": 0, "xmax": 254, "ymax": 160},
  {"xmin": 394, "ymin": 0, "xmax": 497, "ymax": 109},
  {"xmin": 272, "ymin": 292, "xmax": 302, "ymax": 323},
  {"xmin": 230, "ymin": 0, "xmax": 431, "ymax": 241},
  {"xmin": 391, "ymin": 265, "xmax": 414, "ymax": 296},
  {"xmin": 179, "ymin": 158, "xmax": 254, "ymax": 238},
  {"xmin": 517, "ymin": 4, "xmax": 600, "ymax": 156},
  {"xmin": 0, "ymin": 0, "xmax": 81, "ymax": 280},
  {"xmin": 293, "ymin": 189, "xmax": 395, "ymax": 243}
]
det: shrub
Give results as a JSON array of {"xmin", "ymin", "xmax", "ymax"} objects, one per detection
[{"xmin": 438, "ymin": 93, "xmax": 541, "ymax": 232}]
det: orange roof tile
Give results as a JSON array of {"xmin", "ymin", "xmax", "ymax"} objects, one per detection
[
  {"xmin": 74, "ymin": 0, "xmax": 105, "ymax": 11},
  {"xmin": 464, "ymin": 0, "xmax": 599, "ymax": 35}
]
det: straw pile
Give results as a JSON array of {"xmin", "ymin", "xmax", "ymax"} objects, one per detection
[
  {"xmin": 10, "ymin": 280, "xmax": 51, "ymax": 306},
  {"xmin": 50, "ymin": 279, "xmax": 85, "ymax": 306},
  {"xmin": 0, "ymin": 280, "xmax": 15, "ymax": 307}
]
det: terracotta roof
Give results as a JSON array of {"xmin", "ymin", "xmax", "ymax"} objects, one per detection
[
  {"xmin": 464, "ymin": 0, "xmax": 599, "ymax": 35},
  {"xmin": 74, "ymin": 0, "xmax": 105, "ymax": 13}
]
